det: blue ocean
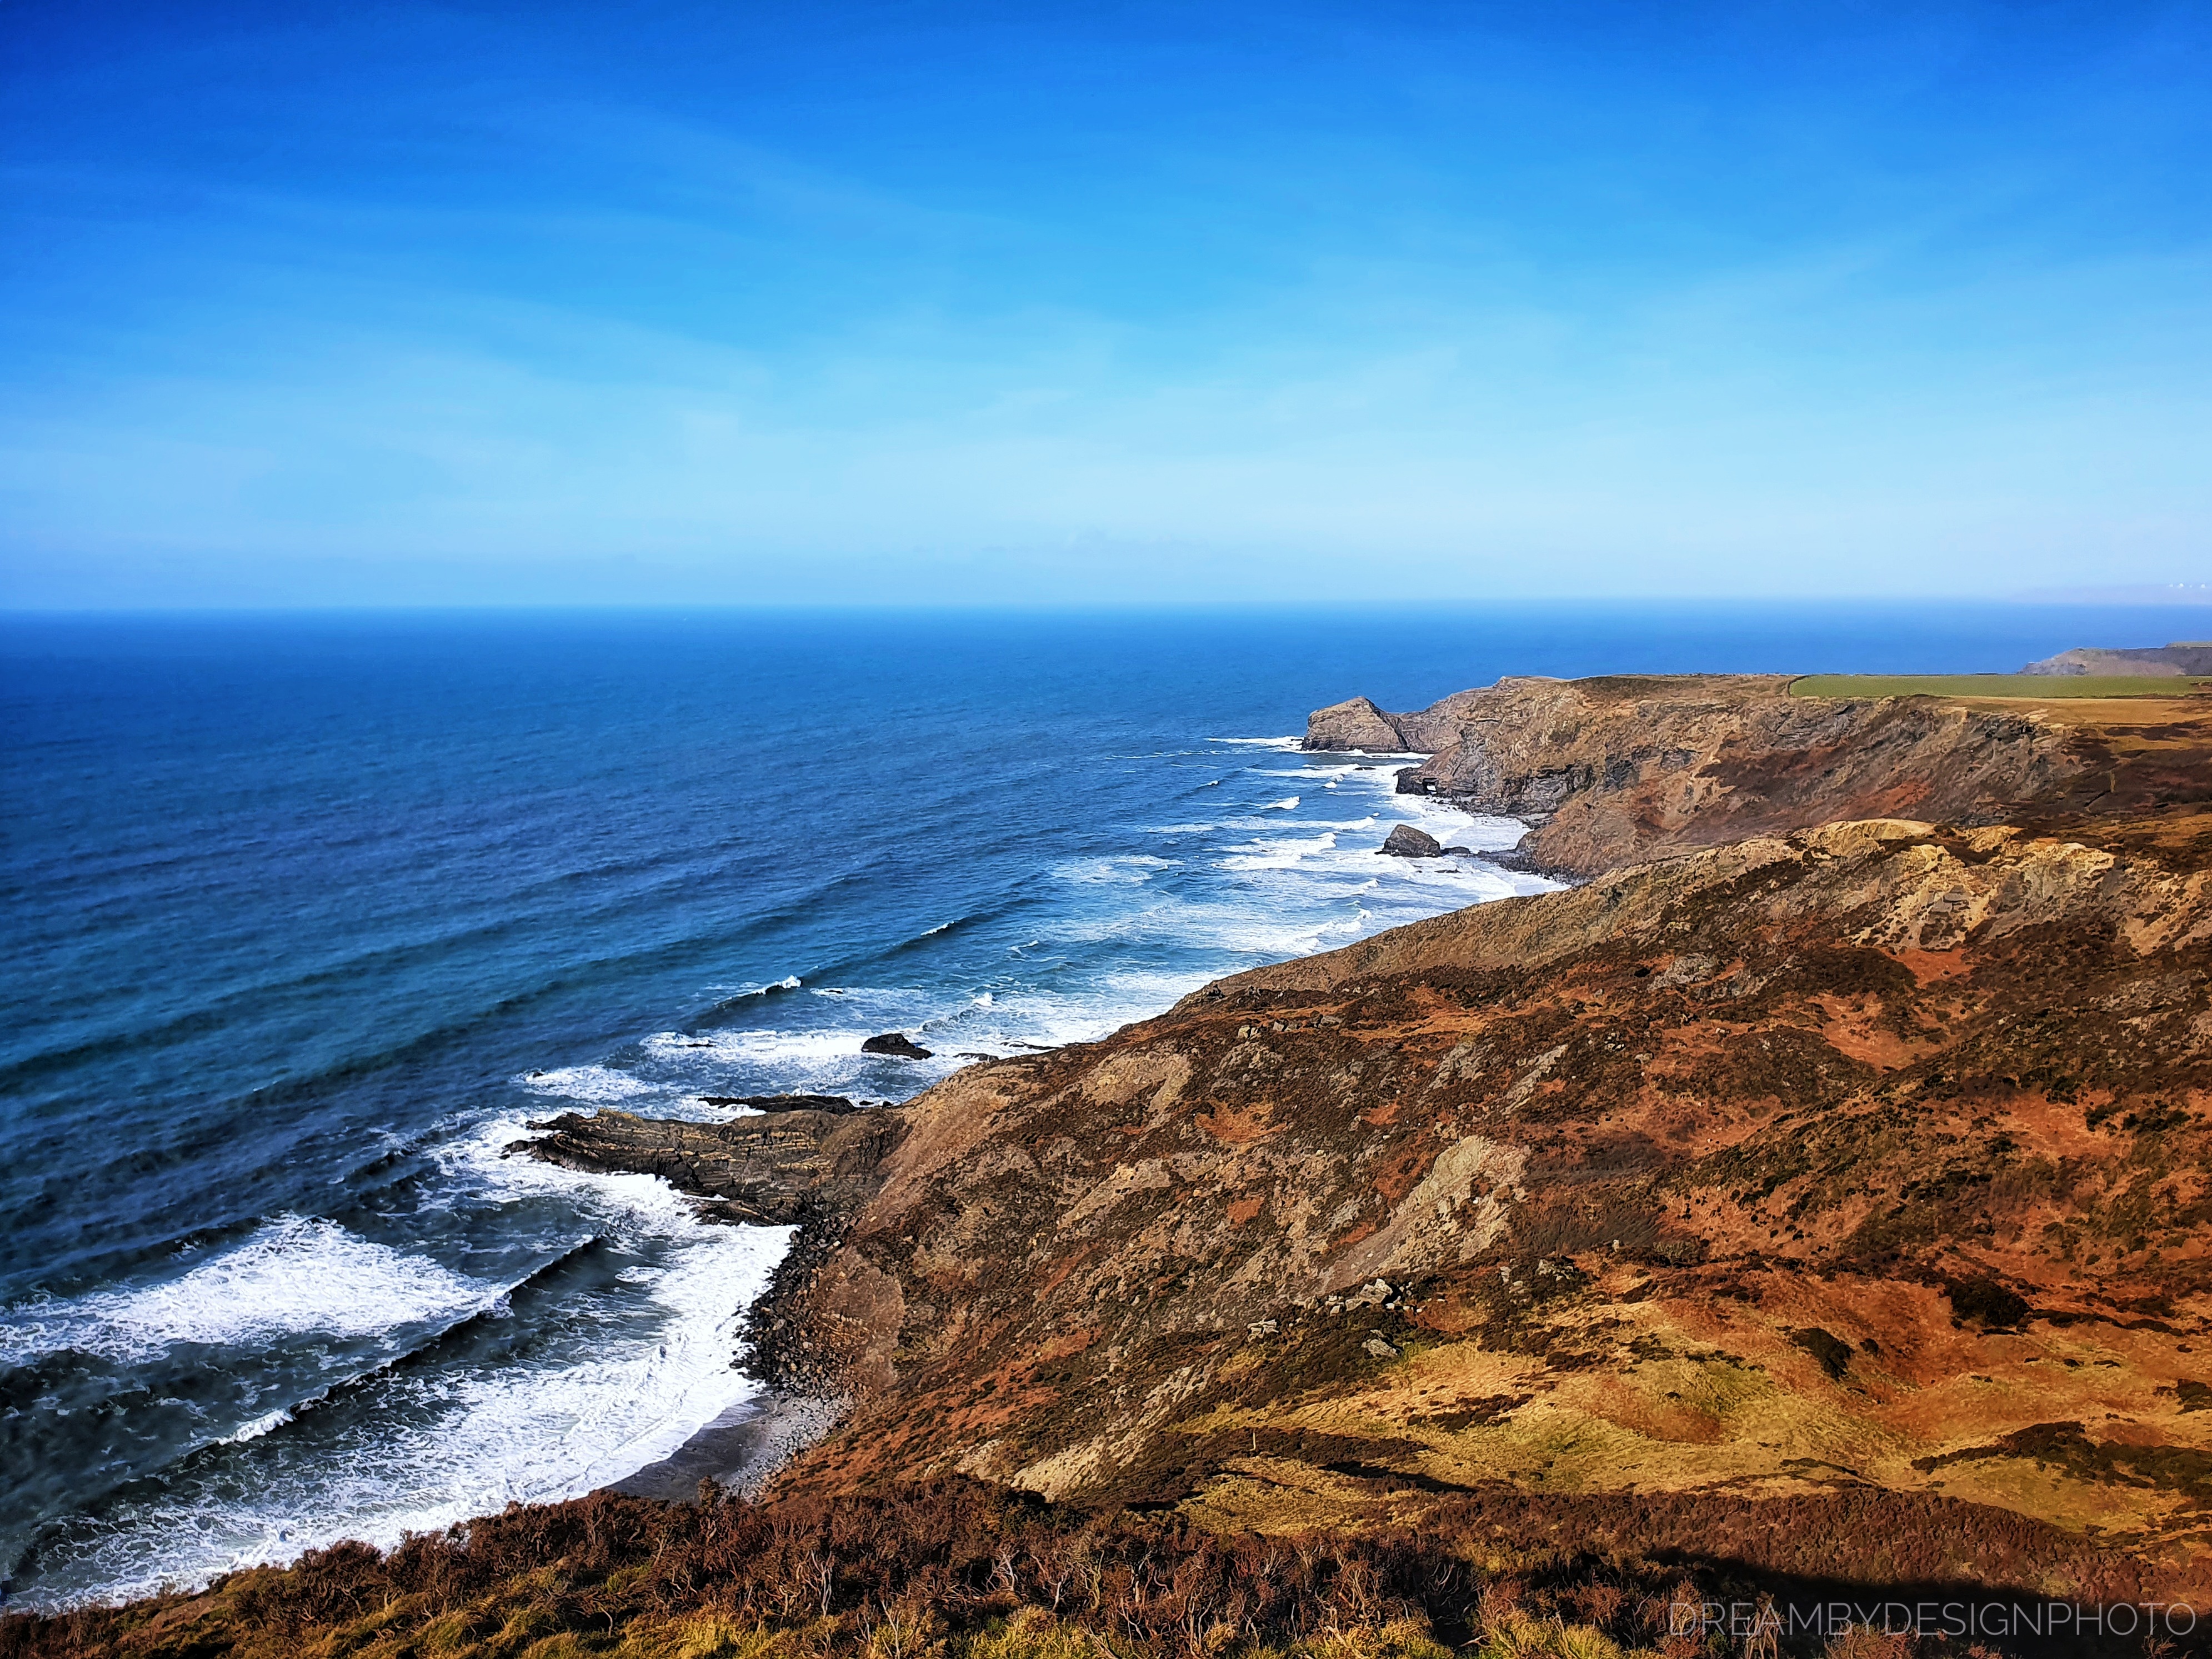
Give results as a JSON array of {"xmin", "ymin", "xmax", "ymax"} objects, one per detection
[{"xmin": 1, "ymin": 602, "xmax": 2200, "ymax": 1608}]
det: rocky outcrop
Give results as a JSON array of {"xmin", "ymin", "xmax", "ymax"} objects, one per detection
[
  {"xmin": 1305, "ymin": 689, "xmax": 1490, "ymax": 753},
  {"xmin": 518, "ymin": 1105, "xmax": 903, "ymax": 1226},
  {"xmin": 547, "ymin": 808, "xmax": 2212, "ymax": 1586},
  {"xmin": 2024, "ymin": 641, "xmax": 2212, "ymax": 676},
  {"xmin": 1308, "ymin": 672, "xmax": 2212, "ymax": 876},
  {"xmin": 1303, "ymin": 695, "xmax": 1409, "ymax": 751},
  {"xmin": 862, "ymin": 1032, "xmax": 933, "ymax": 1059},
  {"xmin": 698, "ymin": 1093, "xmax": 869, "ymax": 1113},
  {"xmin": 1378, "ymin": 823, "xmax": 1441, "ymax": 857}
]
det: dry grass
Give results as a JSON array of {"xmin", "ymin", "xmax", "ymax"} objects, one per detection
[
  {"xmin": 1787, "ymin": 674, "xmax": 2212, "ymax": 699},
  {"xmin": 1, "ymin": 1478, "xmax": 2178, "ymax": 1659}
]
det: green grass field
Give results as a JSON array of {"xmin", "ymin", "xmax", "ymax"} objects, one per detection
[{"xmin": 1789, "ymin": 673, "xmax": 2212, "ymax": 700}]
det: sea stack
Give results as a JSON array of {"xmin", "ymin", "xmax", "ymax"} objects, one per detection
[{"xmin": 1378, "ymin": 823, "xmax": 1442, "ymax": 857}]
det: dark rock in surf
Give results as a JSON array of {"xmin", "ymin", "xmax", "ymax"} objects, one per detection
[
  {"xmin": 862, "ymin": 1032, "xmax": 933, "ymax": 1060},
  {"xmin": 1379, "ymin": 823, "xmax": 1443, "ymax": 858},
  {"xmin": 519, "ymin": 1106, "xmax": 904, "ymax": 1227},
  {"xmin": 699, "ymin": 1093, "xmax": 864, "ymax": 1115}
]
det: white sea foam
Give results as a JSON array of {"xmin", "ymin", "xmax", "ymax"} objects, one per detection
[
  {"xmin": 1218, "ymin": 831, "xmax": 1338, "ymax": 871},
  {"xmin": 1035, "ymin": 741, "xmax": 1554, "ymax": 975},
  {"xmin": 0, "ymin": 1217, "xmax": 491, "ymax": 1368},
  {"xmin": 1205, "ymin": 735, "xmax": 1303, "ymax": 748},
  {"xmin": 519, "ymin": 1065, "xmax": 659, "ymax": 1105},
  {"xmin": 31, "ymin": 1122, "xmax": 792, "ymax": 1608},
  {"xmin": 1052, "ymin": 855, "xmax": 1176, "ymax": 885},
  {"xmin": 1054, "ymin": 893, "xmax": 1355, "ymax": 961},
  {"xmin": 228, "ymin": 1407, "xmax": 296, "ymax": 1443}
]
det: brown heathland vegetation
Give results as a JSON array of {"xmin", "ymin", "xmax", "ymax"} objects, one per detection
[
  {"xmin": 727, "ymin": 813, "xmax": 2212, "ymax": 1607},
  {"xmin": 0, "ymin": 1478, "xmax": 2178, "ymax": 1659}
]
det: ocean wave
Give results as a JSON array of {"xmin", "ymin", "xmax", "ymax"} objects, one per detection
[
  {"xmin": 518, "ymin": 1065, "xmax": 659, "ymax": 1106},
  {"xmin": 1205, "ymin": 735, "xmax": 1303, "ymax": 748},
  {"xmin": 226, "ymin": 1407, "xmax": 294, "ymax": 1445},
  {"xmin": 0, "ymin": 1217, "xmax": 488, "ymax": 1368},
  {"xmin": 1217, "ymin": 835, "xmax": 1338, "ymax": 871},
  {"xmin": 698, "ymin": 977, "xmax": 804, "ymax": 1017},
  {"xmin": 24, "ymin": 1128, "xmax": 793, "ymax": 1607},
  {"xmin": 1052, "ymin": 855, "xmax": 1177, "ymax": 885},
  {"xmin": 192, "ymin": 1235, "xmax": 613, "ymax": 1457}
]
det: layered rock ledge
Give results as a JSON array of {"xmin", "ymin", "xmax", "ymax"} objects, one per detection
[{"xmin": 521, "ymin": 1103, "xmax": 904, "ymax": 1226}]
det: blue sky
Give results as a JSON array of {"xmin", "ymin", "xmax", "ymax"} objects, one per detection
[{"xmin": 2, "ymin": 0, "xmax": 2208, "ymax": 606}]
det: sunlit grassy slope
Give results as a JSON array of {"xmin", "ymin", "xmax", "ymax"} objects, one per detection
[{"xmin": 1789, "ymin": 674, "xmax": 2212, "ymax": 699}]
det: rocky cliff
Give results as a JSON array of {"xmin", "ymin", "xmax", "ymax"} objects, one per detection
[
  {"xmin": 1306, "ymin": 675, "xmax": 2212, "ymax": 876},
  {"xmin": 2025, "ymin": 641, "xmax": 2212, "ymax": 677},
  {"xmin": 533, "ymin": 807, "xmax": 2212, "ymax": 1596}
]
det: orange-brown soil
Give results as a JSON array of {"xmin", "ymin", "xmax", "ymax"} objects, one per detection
[{"xmin": 716, "ymin": 813, "xmax": 2212, "ymax": 1597}]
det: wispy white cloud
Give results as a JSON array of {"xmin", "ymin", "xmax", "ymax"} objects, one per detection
[{"xmin": 2, "ymin": 1, "xmax": 2208, "ymax": 604}]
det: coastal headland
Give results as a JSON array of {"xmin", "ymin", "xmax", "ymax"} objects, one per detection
[
  {"xmin": 550, "ymin": 674, "xmax": 2212, "ymax": 1586},
  {"xmin": 17, "ymin": 662, "xmax": 2212, "ymax": 1657},
  {"xmin": 1307, "ymin": 671, "xmax": 2212, "ymax": 877}
]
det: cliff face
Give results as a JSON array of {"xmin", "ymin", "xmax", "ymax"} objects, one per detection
[
  {"xmin": 2026, "ymin": 642, "xmax": 2212, "ymax": 677},
  {"xmin": 581, "ymin": 809, "xmax": 2212, "ymax": 1591},
  {"xmin": 1305, "ymin": 675, "xmax": 2212, "ymax": 876}
]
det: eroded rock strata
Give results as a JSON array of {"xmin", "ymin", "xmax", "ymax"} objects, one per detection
[
  {"xmin": 523, "ymin": 1103, "xmax": 903, "ymax": 1226},
  {"xmin": 536, "ymin": 809, "xmax": 2212, "ymax": 1594},
  {"xmin": 1307, "ymin": 676, "xmax": 2212, "ymax": 876}
]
